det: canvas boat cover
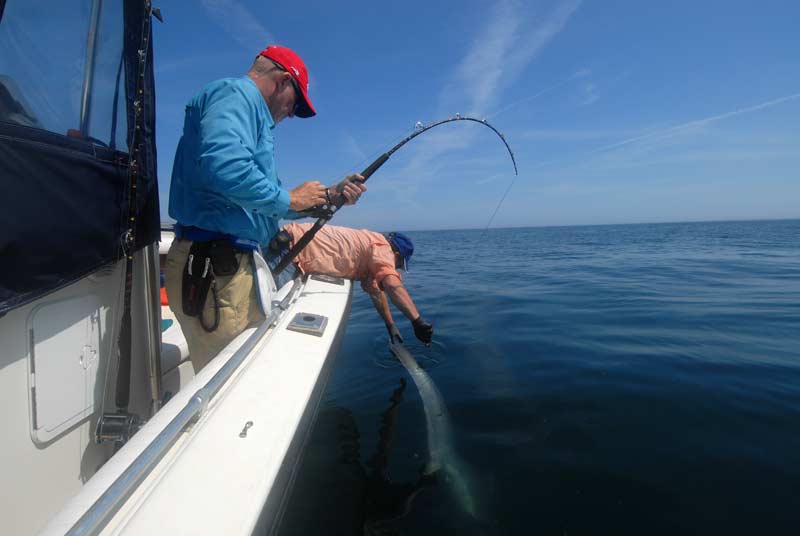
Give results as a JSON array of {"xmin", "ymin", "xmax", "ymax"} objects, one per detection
[{"xmin": 0, "ymin": 0, "xmax": 159, "ymax": 315}]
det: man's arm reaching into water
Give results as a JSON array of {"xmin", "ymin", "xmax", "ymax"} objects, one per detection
[
  {"xmin": 378, "ymin": 275, "xmax": 433, "ymax": 345},
  {"xmin": 368, "ymin": 290, "xmax": 404, "ymax": 344},
  {"xmin": 369, "ymin": 290, "xmax": 395, "ymax": 328},
  {"xmin": 381, "ymin": 275, "xmax": 420, "ymax": 321}
]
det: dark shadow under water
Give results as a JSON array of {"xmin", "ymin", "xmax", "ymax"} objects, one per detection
[{"xmin": 276, "ymin": 220, "xmax": 800, "ymax": 535}]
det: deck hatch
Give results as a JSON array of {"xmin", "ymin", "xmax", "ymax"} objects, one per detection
[
  {"xmin": 27, "ymin": 295, "xmax": 102, "ymax": 444},
  {"xmin": 286, "ymin": 312, "xmax": 328, "ymax": 337}
]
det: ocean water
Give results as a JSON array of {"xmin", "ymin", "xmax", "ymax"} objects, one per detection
[{"xmin": 277, "ymin": 219, "xmax": 800, "ymax": 535}]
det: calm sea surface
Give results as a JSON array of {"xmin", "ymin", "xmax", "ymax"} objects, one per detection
[{"xmin": 277, "ymin": 219, "xmax": 800, "ymax": 535}]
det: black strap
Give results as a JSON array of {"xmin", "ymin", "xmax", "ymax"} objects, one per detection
[{"xmin": 181, "ymin": 240, "xmax": 245, "ymax": 332}]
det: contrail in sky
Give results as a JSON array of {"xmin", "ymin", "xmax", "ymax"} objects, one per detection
[
  {"xmin": 589, "ymin": 92, "xmax": 800, "ymax": 155},
  {"xmin": 488, "ymin": 69, "xmax": 591, "ymax": 119},
  {"xmin": 199, "ymin": 0, "xmax": 274, "ymax": 51}
]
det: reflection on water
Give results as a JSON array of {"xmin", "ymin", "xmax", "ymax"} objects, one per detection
[
  {"xmin": 278, "ymin": 220, "xmax": 800, "ymax": 535},
  {"xmin": 278, "ymin": 379, "xmax": 439, "ymax": 535}
]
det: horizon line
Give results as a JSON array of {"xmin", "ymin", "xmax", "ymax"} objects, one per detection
[{"xmin": 386, "ymin": 216, "xmax": 800, "ymax": 234}]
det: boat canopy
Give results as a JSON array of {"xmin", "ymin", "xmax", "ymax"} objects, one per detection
[{"xmin": 0, "ymin": 0, "xmax": 159, "ymax": 315}]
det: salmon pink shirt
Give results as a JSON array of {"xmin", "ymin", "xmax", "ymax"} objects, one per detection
[{"xmin": 283, "ymin": 223, "xmax": 402, "ymax": 294}]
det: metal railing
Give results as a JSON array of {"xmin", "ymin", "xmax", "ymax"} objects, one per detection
[
  {"xmin": 66, "ymin": 280, "xmax": 302, "ymax": 535},
  {"xmin": 143, "ymin": 243, "xmax": 163, "ymax": 416},
  {"xmin": 79, "ymin": 0, "xmax": 103, "ymax": 135}
]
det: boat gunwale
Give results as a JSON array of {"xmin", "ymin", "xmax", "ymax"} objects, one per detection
[{"xmin": 63, "ymin": 278, "xmax": 305, "ymax": 536}]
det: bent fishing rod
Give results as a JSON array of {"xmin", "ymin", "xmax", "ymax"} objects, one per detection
[{"xmin": 272, "ymin": 115, "xmax": 518, "ymax": 275}]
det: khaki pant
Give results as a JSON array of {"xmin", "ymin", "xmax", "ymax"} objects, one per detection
[{"xmin": 164, "ymin": 239, "xmax": 265, "ymax": 372}]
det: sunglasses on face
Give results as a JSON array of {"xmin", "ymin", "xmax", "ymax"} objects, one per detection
[{"xmin": 275, "ymin": 65, "xmax": 303, "ymax": 116}]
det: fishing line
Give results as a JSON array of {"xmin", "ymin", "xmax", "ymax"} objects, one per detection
[
  {"xmin": 422, "ymin": 91, "xmax": 800, "ymax": 331},
  {"xmin": 276, "ymin": 115, "xmax": 521, "ymax": 354},
  {"xmin": 273, "ymin": 114, "xmax": 518, "ymax": 275},
  {"xmin": 425, "ymin": 166, "xmax": 522, "ymax": 332}
]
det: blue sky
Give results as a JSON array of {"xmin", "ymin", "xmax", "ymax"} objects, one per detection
[{"xmin": 153, "ymin": 0, "xmax": 799, "ymax": 230}]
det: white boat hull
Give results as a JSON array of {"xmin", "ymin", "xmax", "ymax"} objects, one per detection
[{"xmin": 40, "ymin": 274, "xmax": 352, "ymax": 535}]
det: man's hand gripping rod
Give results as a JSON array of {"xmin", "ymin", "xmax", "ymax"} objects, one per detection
[{"xmin": 271, "ymin": 115, "xmax": 518, "ymax": 276}]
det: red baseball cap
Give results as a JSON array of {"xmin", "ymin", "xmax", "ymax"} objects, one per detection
[{"xmin": 258, "ymin": 45, "xmax": 316, "ymax": 118}]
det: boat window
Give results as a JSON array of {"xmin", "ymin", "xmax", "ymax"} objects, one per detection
[{"xmin": 0, "ymin": 0, "xmax": 127, "ymax": 149}]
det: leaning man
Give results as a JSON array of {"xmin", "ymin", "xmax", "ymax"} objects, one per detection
[
  {"xmin": 280, "ymin": 223, "xmax": 434, "ymax": 345},
  {"xmin": 165, "ymin": 45, "xmax": 366, "ymax": 371}
]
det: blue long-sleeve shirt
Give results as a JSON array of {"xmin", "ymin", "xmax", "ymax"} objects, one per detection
[{"xmin": 168, "ymin": 76, "xmax": 299, "ymax": 246}]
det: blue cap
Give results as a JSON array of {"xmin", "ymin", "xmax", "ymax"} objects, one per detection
[{"xmin": 386, "ymin": 232, "xmax": 414, "ymax": 271}]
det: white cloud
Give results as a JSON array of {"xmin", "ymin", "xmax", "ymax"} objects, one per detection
[
  {"xmin": 581, "ymin": 82, "xmax": 599, "ymax": 105},
  {"xmin": 442, "ymin": 0, "xmax": 582, "ymax": 115},
  {"xmin": 199, "ymin": 0, "xmax": 274, "ymax": 51},
  {"xmin": 155, "ymin": 52, "xmax": 234, "ymax": 75},
  {"xmin": 393, "ymin": 0, "xmax": 582, "ymax": 196}
]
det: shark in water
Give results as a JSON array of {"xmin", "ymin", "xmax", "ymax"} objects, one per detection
[{"xmin": 389, "ymin": 342, "xmax": 481, "ymax": 519}]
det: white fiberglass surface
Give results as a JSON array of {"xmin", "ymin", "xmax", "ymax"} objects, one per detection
[{"xmin": 28, "ymin": 295, "xmax": 102, "ymax": 443}]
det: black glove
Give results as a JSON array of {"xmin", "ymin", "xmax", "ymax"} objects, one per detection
[
  {"xmin": 268, "ymin": 229, "xmax": 292, "ymax": 252},
  {"xmin": 412, "ymin": 316, "xmax": 433, "ymax": 345},
  {"xmin": 387, "ymin": 323, "xmax": 404, "ymax": 344}
]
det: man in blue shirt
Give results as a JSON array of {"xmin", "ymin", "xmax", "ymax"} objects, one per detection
[{"xmin": 165, "ymin": 45, "xmax": 366, "ymax": 371}]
